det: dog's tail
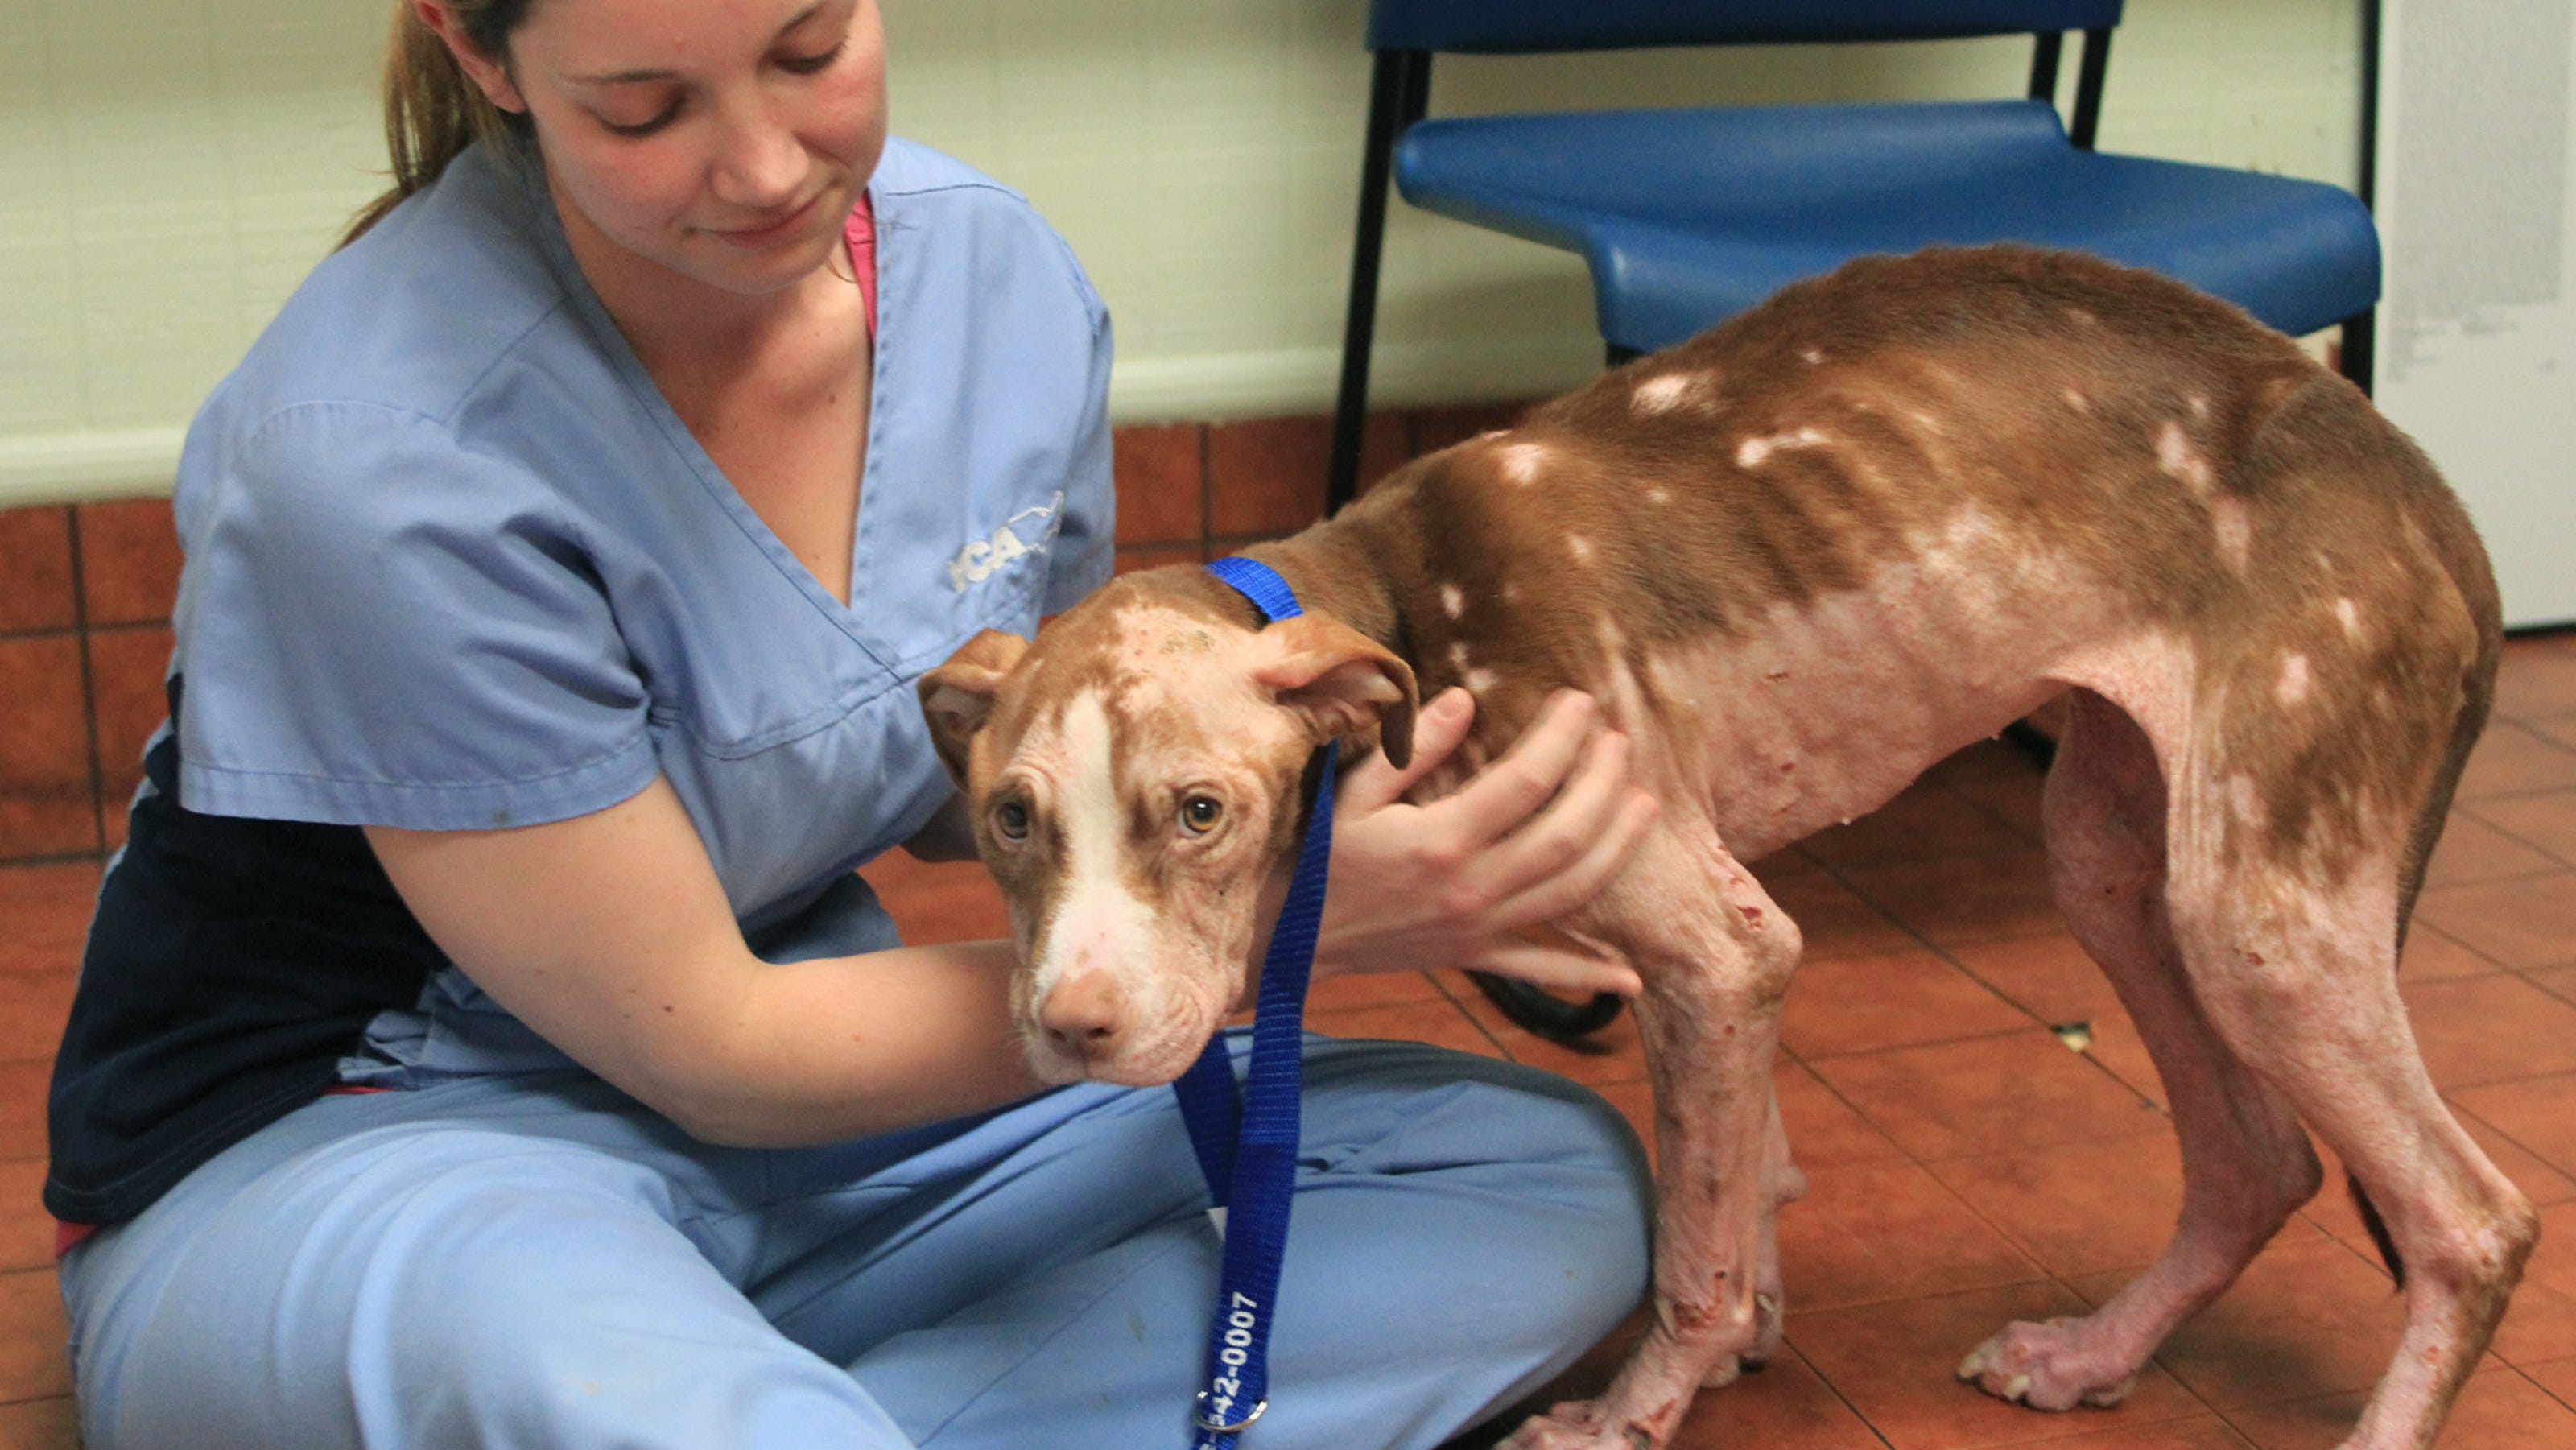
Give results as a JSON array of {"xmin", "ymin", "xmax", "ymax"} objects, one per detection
[{"xmin": 2350, "ymin": 1175, "xmax": 2406, "ymax": 1289}]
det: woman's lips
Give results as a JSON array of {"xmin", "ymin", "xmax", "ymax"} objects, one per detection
[{"xmin": 709, "ymin": 191, "xmax": 824, "ymax": 249}]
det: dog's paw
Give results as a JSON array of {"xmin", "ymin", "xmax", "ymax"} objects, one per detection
[
  {"xmin": 1956, "ymin": 1317, "xmax": 2140, "ymax": 1411},
  {"xmin": 1497, "ymin": 1399, "xmax": 1654, "ymax": 1450}
]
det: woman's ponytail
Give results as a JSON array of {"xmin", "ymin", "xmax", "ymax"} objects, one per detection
[{"xmin": 341, "ymin": 2, "xmax": 533, "ymax": 247}]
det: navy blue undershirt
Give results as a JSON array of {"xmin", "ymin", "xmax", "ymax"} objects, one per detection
[{"xmin": 45, "ymin": 675, "xmax": 450, "ymax": 1226}]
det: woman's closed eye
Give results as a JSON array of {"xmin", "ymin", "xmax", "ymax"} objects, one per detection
[
  {"xmin": 592, "ymin": 39, "xmax": 846, "ymax": 138},
  {"xmin": 600, "ymin": 100, "xmax": 682, "ymax": 138},
  {"xmin": 778, "ymin": 39, "xmax": 847, "ymax": 76}
]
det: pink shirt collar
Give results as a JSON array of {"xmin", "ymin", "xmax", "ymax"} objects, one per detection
[{"xmin": 844, "ymin": 191, "xmax": 878, "ymax": 339}]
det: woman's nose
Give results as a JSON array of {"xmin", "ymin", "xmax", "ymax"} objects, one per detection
[{"xmin": 708, "ymin": 97, "xmax": 805, "ymax": 208}]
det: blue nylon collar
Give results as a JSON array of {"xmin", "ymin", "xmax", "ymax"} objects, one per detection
[{"xmin": 1175, "ymin": 556, "xmax": 1336, "ymax": 1446}]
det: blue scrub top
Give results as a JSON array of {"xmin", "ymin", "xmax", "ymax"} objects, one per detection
[{"xmin": 47, "ymin": 138, "xmax": 1114, "ymax": 1225}]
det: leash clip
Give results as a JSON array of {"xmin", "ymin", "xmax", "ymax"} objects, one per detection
[{"xmin": 1194, "ymin": 1392, "xmax": 1270, "ymax": 1434}]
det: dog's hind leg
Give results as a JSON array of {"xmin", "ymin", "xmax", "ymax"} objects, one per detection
[
  {"xmin": 1960, "ymin": 688, "xmax": 2322, "ymax": 1411},
  {"xmin": 1500, "ymin": 820, "xmax": 1802, "ymax": 1450},
  {"xmin": 2159, "ymin": 834, "xmax": 2535, "ymax": 1445}
]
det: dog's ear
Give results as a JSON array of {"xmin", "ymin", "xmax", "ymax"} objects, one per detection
[
  {"xmin": 1249, "ymin": 615, "xmax": 1420, "ymax": 768},
  {"xmin": 918, "ymin": 630, "xmax": 1030, "ymax": 787}
]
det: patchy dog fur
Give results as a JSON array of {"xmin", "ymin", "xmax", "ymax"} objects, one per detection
[{"xmin": 919, "ymin": 246, "xmax": 2531, "ymax": 1450}]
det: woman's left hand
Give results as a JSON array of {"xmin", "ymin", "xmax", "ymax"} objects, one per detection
[{"xmin": 1308, "ymin": 687, "xmax": 1657, "ymax": 995}]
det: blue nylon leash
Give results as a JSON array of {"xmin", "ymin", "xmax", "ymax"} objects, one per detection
[{"xmin": 1174, "ymin": 556, "xmax": 1340, "ymax": 1448}]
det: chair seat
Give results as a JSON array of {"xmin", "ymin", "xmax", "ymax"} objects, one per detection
[{"xmin": 1395, "ymin": 98, "xmax": 2380, "ymax": 352}]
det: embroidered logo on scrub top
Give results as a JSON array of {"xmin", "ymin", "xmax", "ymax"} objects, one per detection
[{"xmin": 946, "ymin": 492, "xmax": 1065, "ymax": 593}]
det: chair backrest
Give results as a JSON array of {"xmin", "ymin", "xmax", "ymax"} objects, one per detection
[{"xmin": 1367, "ymin": 1, "xmax": 2123, "ymax": 55}]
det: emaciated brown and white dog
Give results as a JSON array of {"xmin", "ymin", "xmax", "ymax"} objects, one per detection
[{"xmin": 918, "ymin": 246, "xmax": 2532, "ymax": 1450}]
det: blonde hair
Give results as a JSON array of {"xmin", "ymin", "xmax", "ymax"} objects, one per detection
[{"xmin": 341, "ymin": 1, "xmax": 538, "ymax": 246}]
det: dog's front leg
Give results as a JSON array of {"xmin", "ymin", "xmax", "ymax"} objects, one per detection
[{"xmin": 1503, "ymin": 822, "xmax": 1801, "ymax": 1450}]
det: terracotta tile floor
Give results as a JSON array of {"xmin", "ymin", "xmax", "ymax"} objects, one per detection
[{"xmin": 5, "ymin": 633, "xmax": 2576, "ymax": 1447}]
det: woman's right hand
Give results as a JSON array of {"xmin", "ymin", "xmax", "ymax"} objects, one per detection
[{"xmin": 1310, "ymin": 688, "xmax": 1659, "ymax": 996}]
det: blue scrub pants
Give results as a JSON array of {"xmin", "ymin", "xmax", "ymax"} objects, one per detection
[{"xmin": 60, "ymin": 1035, "xmax": 1651, "ymax": 1449}]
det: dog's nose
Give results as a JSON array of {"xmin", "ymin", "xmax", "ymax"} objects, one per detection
[{"xmin": 1038, "ymin": 970, "xmax": 1125, "ymax": 1056}]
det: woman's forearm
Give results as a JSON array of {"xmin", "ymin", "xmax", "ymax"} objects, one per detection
[{"xmin": 674, "ymin": 938, "xmax": 1049, "ymax": 1146}]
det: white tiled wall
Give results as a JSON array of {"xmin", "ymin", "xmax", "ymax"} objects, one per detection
[{"xmin": 0, "ymin": 0, "xmax": 2361, "ymax": 502}]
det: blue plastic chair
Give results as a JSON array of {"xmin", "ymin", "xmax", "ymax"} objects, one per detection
[{"xmin": 1324, "ymin": 0, "xmax": 2383, "ymax": 508}]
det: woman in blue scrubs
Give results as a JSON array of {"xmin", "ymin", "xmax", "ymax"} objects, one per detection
[{"xmin": 47, "ymin": 2, "xmax": 1657, "ymax": 1444}]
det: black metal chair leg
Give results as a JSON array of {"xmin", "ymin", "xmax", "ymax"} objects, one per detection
[
  {"xmin": 1328, "ymin": 50, "xmax": 1430, "ymax": 514},
  {"xmin": 2339, "ymin": 308, "xmax": 2376, "ymax": 396}
]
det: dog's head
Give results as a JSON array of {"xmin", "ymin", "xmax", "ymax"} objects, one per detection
[{"xmin": 919, "ymin": 572, "xmax": 1417, "ymax": 1087}]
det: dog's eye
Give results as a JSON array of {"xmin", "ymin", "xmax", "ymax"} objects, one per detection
[
  {"xmin": 1179, "ymin": 795, "xmax": 1224, "ymax": 835},
  {"xmin": 994, "ymin": 801, "xmax": 1030, "ymax": 842}
]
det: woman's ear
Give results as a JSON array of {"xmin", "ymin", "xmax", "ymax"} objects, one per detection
[{"xmin": 412, "ymin": 1, "xmax": 530, "ymax": 114}]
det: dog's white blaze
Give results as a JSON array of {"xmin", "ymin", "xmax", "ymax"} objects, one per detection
[
  {"xmin": 1440, "ymin": 582, "xmax": 1466, "ymax": 619},
  {"xmin": 1034, "ymin": 692, "xmax": 1156, "ymax": 997},
  {"xmin": 1500, "ymin": 442, "xmax": 1549, "ymax": 485},
  {"xmin": 2277, "ymin": 652, "xmax": 2312, "ymax": 706}
]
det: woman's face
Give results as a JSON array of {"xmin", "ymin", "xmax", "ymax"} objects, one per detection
[{"xmin": 449, "ymin": 0, "xmax": 888, "ymax": 301}]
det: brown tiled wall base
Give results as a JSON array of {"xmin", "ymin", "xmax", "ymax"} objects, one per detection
[
  {"xmin": 0, "ymin": 403, "xmax": 1528, "ymax": 868},
  {"xmin": 0, "ymin": 502, "xmax": 184, "ymax": 864},
  {"xmin": 1109, "ymin": 401, "xmax": 1525, "ymax": 573}
]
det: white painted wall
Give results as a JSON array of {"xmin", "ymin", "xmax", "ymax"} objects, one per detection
[{"xmin": 0, "ymin": 0, "xmax": 2363, "ymax": 504}]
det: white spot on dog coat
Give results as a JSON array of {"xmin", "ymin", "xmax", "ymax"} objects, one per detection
[
  {"xmin": 2335, "ymin": 597, "xmax": 2364, "ymax": 640},
  {"xmin": 2277, "ymin": 652, "xmax": 2312, "ymax": 705},
  {"xmin": 1499, "ymin": 443, "xmax": 1549, "ymax": 485},
  {"xmin": 1463, "ymin": 667, "xmax": 1501, "ymax": 693},
  {"xmin": 1633, "ymin": 374, "xmax": 1691, "ymax": 413},
  {"xmin": 1646, "ymin": 487, "xmax": 1672, "ymax": 506},
  {"xmin": 1567, "ymin": 535, "xmax": 1596, "ymax": 564},
  {"xmin": 2062, "ymin": 388, "xmax": 2089, "ymax": 413},
  {"xmin": 2157, "ymin": 422, "xmax": 2217, "ymax": 497},
  {"xmin": 2228, "ymin": 772, "xmax": 2264, "ymax": 828},
  {"xmin": 1737, "ymin": 428, "xmax": 1829, "ymax": 469},
  {"xmin": 1798, "ymin": 347, "xmax": 1824, "ymax": 366},
  {"xmin": 2211, "ymin": 496, "xmax": 2252, "ymax": 572},
  {"xmin": 1439, "ymin": 583, "xmax": 1466, "ymax": 619}
]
